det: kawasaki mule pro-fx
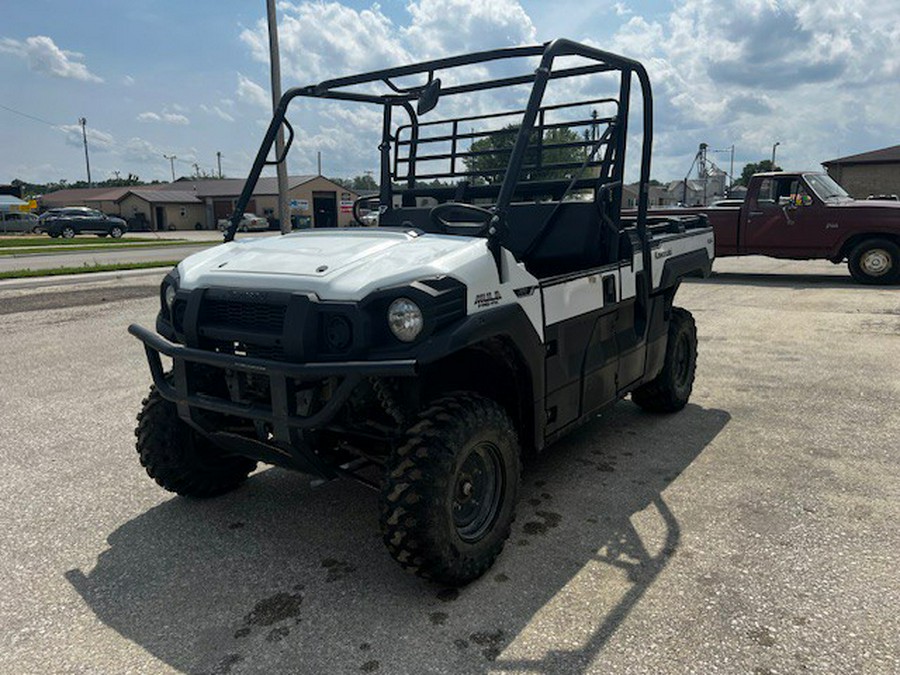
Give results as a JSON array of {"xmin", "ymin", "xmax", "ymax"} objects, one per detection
[{"xmin": 130, "ymin": 39, "xmax": 713, "ymax": 585}]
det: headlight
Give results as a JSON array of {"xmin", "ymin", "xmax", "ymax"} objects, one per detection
[
  {"xmin": 160, "ymin": 267, "xmax": 180, "ymax": 315},
  {"xmin": 387, "ymin": 298, "xmax": 423, "ymax": 342},
  {"xmin": 164, "ymin": 283, "xmax": 176, "ymax": 311}
]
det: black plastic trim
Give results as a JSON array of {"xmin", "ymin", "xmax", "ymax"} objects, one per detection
[{"xmin": 658, "ymin": 249, "xmax": 712, "ymax": 289}]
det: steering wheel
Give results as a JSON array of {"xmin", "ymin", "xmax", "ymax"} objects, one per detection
[
  {"xmin": 352, "ymin": 195, "xmax": 381, "ymax": 227},
  {"xmin": 429, "ymin": 202, "xmax": 497, "ymax": 236}
]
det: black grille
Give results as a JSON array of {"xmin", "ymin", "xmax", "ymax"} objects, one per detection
[{"xmin": 200, "ymin": 299, "xmax": 286, "ymax": 332}]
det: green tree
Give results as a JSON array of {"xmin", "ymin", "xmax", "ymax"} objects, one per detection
[
  {"xmin": 735, "ymin": 160, "xmax": 782, "ymax": 186},
  {"xmin": 464, "ymin": 124, "xmax": 587, "ymax": 184},
  {"xmin": 351, "ymin": 174, "xmax": 379, "ymax": 191}
]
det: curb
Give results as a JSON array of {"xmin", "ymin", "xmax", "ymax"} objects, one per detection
[{"xmin": 0, "ymin": 266, "xmax": 169, "ymax": 291}]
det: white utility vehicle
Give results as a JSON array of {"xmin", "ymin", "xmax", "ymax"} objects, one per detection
[{"xmin": 130, "ymin": 39, "xmax": 714, "ymax": 585}]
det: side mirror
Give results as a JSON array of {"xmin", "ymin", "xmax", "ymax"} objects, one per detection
[{"xmin": 417, "ymin": 79, "xmax": 442, "ymax": 115}]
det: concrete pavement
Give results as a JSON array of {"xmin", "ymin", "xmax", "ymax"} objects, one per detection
[{"xmin": 0, "ymin": 256, "xmax": 897, "ymax": 674}]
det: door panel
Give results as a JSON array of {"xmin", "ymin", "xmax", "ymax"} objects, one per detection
[
  {"xmin": 745, "ymin": 176, "xmax": 833, "ymax": 255},
  {"xmin": 313, "ymin": 193, "xmax": 337, "ymax": 228},
  {"xmin": 541, "ymin": 268, "xmax": 621, "ymax": 435}
]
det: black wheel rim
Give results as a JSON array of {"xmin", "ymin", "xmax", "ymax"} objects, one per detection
[
  {"xmin": 452, "ymin": 441, "xmax": 504, "ymax": 543},
  {"xmin": 673, "ymin": 333, "xmax": 691, "ymax": 387}
]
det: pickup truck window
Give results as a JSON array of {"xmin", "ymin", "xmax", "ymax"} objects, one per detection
[
  {"xmin": 805, "ymin": 173, "xmax": 850, "ymax": 202},
  {"xmin": 757, "ymin": 177, "xmax": 804, "ymax": 207}
]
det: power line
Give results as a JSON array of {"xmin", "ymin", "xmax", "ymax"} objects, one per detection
[{"xmin": 0, "ymin": 103, "xmax": 61, "ymax": 128}]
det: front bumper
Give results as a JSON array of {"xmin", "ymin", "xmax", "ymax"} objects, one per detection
[{"xmin": 129, "ymin": 323, "xmax": 417, "ymax": 433}]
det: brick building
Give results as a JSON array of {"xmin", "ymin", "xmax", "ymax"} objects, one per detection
[{"xmin": 822, "ymin": 145, "xmax": 900, "ymax": 199}]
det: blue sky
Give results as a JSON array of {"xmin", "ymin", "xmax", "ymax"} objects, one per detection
[{"xmin": 1, "ymin": 0, "xmax": 897, "ymax": 187}]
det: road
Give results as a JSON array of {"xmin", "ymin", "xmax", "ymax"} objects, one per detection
[{"xmin": 0, "ymin": 257, "xmax": 897, "ymax": 674}]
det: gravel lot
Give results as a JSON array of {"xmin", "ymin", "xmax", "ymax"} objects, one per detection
[{"xmin": 0, "ymin": 257, "xmax": 897, "ymax": 674}]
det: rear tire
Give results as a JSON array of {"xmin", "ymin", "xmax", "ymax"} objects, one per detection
[
  {"xmin": 379, "ymin": 393, "xmax": 520, "ymax": 586},
  {"xmin": 135, "ymin": 384, "xmax": 256, "ymax": 497},
  {"xmin": 61, "ymin": 226, "xmax": 76, "ymax": 239},
  {"xmin": 632, "ymin": 307, "xmax": 697, "ymax": 413},
  {"xmin": 848, "ymin": 238, "xmax": 900, "ymax": 285}
]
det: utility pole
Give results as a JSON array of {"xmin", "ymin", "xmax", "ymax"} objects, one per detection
[
  {"xmin": 79, "ymin": 117, "xmax": 92, "ymax": 187},
  {"xmin": 267, "ymin": 0, "xmax": 291, "ymax": 234},
  {"xmin": 771, "ymin": 141, "xmax": 780, "ymax": 169},
  {"xmin": 163, "ymin": 154, "xmax": 177, "ymax": 182},
  {"xmin": 216, "ymin": 151, "xmax": 223, "ymax": 178},
  {"xmin": 317, "ymin": 151, "xmax": 322, "ymax": 176}
]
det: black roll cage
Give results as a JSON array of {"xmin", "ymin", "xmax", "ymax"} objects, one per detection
[{"xmin": 224, "ymin": 38, "xmax": 654, "ymax": 271}]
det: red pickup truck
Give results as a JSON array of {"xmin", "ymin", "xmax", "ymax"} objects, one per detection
[{"xmin": 652, "ymin": 172, "xmax": 900, "ymax": 284}]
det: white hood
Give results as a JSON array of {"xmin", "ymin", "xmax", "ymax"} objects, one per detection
[{"xmin": 177, "ymin": 229, "xmax": 494, "ymax": 301}]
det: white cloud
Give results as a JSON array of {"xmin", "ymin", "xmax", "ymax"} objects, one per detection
[
  {"xmin": 403, "ymin": 0, "xmax": 536, "ymax": 59},
  {"xmin": 123, "ymin": 137, "xmax": 163, "ymax": 164},
  {"xmin": 229, "ymin": 0, "xmax": 899, "ymax": 181},
  {"xmin": 58, "ymin": 124, "xmax": 115, "ymax": 152},
  {"xmin": 163, "ymin": 113, "xmax": 189, "ymax": 125},
  {"xmin": 239, "ymin": 0, "xmax": 535, "ymax": 84},
  {"xmin": 200, "ymin": 104, "xmax": 235, "ymax": 122},
  {"xmin": 236, "ymin": 73, "xmax": 270, "ymax": 108},
  {"xmin": 122, "ymin": 74, "xmax": 135, "ymax": 86},
  {"xmin": 599, "ymin": 0, "xmax": 900, "ymax": 177},
  {"xmin": 240, "ymin": 2, "xmax": 408, "ymax": 84},
  {"xmin": 0, "ymin": 35, "xmax": 103, "ymax": 82},
  {"xmin": 137, "ymin": 110, "xmax": 190, "ymax": 125}
]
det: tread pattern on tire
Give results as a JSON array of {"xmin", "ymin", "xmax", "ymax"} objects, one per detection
[
  {"xmin": 631, "ymin": 306, "xmax": 697, "ymax": 413},
  {"xmin": 379, "ymin": 392, "xmax": 520, "ymax": 586},
  {"xmin": 135, "ymin": 384, "xmax": 256, "ymax": 498}
]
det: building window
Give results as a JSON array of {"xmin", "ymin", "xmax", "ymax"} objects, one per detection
[{"xmin": 180, "ymin": 207, "xmax": 187, "ymax": 217}]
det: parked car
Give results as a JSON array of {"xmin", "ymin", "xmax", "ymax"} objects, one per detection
[
  {"xmin": 0, "ymin": 211, "xmax": 40, "ymax": 234},
  {"xmin": 217, "ymin": 212, "xmax": 268, "ymax": 232},
  {"xmin": 40, "ymin": 207, "xmax": 128, "ymax": 238}
]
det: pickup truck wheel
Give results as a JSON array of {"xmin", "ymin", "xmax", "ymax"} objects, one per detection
[
  {"xmin": 631, "ymin": 307, "xmax": 697, "ymax": 413},
  {"xmin": 135, "ymin": 383, "xmax": 257, "ymax": 497},
  {"xmin": 848, "ymin": 238, "xmax": 900, "ymax": 285},
  {"xmin": 379, "ymin": 393, "xmax": 520, "ymax": 586},
  {"xmin": 61, "ymin": 226, "xmax": 76, "ymax": 239}
]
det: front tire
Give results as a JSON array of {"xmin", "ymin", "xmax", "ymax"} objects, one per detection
[
  {"xmin": 632, "ymin": 307, "xmax": 697, "ymax": 413},
  {"xmin": 848, "ymin": 238, "xmax": 900, "ymax": 285},
  {"xmin": 135, "ymin": 384, "xmax": 257, "ymax": 497},
  {"xmin": 379, "ymin": 393, "xmax": 520, "ymax": 586},
  {"xmin": 110, "ymin": 225, "xmax": 124, "ymax": 238}
]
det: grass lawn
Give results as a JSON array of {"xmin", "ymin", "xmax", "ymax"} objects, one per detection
[
  {"xmin": 0, "ymin": 236, "xmax": 186, "ymax": 249},
  {"xmin": 0, "ymin": 261, "xmax": 180, "ymax": 280}
]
